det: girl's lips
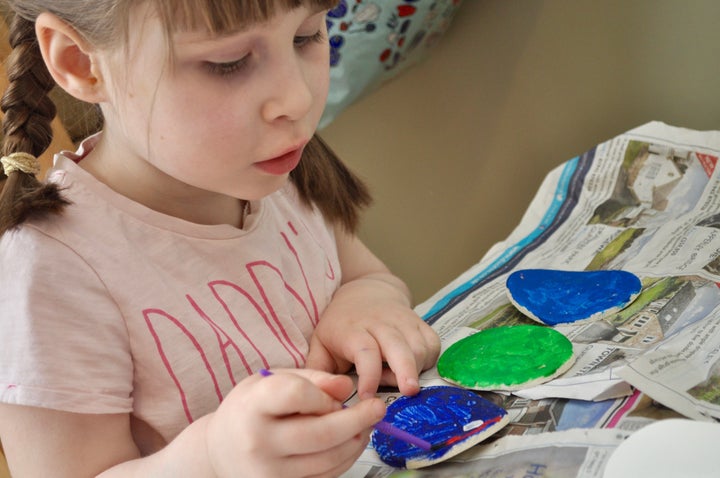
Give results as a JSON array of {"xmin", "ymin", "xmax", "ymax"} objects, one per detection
[{"xmin": 255, "ymin": 147, "xmax": 304, "ymax": 175}]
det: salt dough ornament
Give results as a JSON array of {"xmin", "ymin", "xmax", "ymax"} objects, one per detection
[
  {"xmin": 506, "ymin": 269, "xmax": 642, "ymax": 326},
  {"xmin": 372, "ymin": 386, "xmax": 509, "ymax": 469},
  {"xmin": 437, "ymin": 324, "xmax": 575, "ymax": 391}
]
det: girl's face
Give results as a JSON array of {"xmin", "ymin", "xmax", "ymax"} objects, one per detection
[{"xmin": 91, "ymin": 3, "xmax": 331, "ymax": 219}]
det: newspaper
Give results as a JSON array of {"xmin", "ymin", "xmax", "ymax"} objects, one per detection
[
  {"xmin": 347, "ymin": 429, "xmax": 629, "ymax": 478},
  {"xmin": 417, "ymin": 121, "xmax": 720, "ymax": 408},
  {"xmin": 342, "ymin": 386, "xmax": 679, "ymax": 477},
  {"xmin": 342, "ymin": 122, "xmax": 720, "ymax": 476}
]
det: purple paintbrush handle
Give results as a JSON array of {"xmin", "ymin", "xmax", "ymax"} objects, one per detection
[
  {"xmin": 373, "ymin": 420, "xmax": 432, "ymax": 451},
  {"xmin": 257, "ymin": 369, "xmax": 432, "ymax": 451}
]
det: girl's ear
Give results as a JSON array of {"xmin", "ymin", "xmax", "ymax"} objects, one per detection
[{"xmin": 35, "ymin": 12, "xmax": 107, "ymax": 103}]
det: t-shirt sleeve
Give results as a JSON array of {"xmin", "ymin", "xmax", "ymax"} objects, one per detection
[{"xmin": 0, "ymin": 225, "xmax": 133, "ymax": 414}]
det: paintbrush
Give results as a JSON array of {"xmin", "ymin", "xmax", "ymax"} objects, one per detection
[
  {"xmin": 421, "ymin": 415, "xmax": 505, "ymax": 452},
  {"xmin": 372, "ymin": 405, "xmax": 504, "ymax": 453},
  {"xmin": 257, "ymin": 369, "xmax": 433, "ymax": 451}
]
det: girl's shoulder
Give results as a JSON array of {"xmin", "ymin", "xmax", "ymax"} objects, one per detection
[{"xmin": 0, "ymin": 215, "xmax": 134, "ymax": 415}]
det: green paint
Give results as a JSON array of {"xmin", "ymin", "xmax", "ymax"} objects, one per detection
[{"xmin": 437, "ymin": 325, "xmax": 573, "ymax": 390}]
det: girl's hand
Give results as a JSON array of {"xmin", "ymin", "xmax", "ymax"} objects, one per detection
[
  {"xmin": 306, "ymin": 227, "xmax": 441, "ymax": 399},
  {"xmin": 306, "ymin": 275, "xmax": 440, "ymax": 399},
  {"xmin": 205, "ymin": 369, "xmax": 386, "ymax": 478}
]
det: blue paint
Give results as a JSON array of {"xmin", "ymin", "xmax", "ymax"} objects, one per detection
[
  {"xmin": 506, "ymin": 269, "xmax": 642, "ymax": 326},
  {"xmin": 422, "ymin": 156, "xmax": 582, "ymax": 321},
  {"xmin": 372, "ymin": 386, "xmax": 508, "ymax": 468}
]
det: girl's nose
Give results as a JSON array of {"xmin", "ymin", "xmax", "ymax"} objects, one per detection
[{"xmin": 261, "ymin": 56, "xmax": 313, "ymax": 123}]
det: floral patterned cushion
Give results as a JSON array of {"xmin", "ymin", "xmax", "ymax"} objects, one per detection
[{"xmin": 320, "ymin": 0, "xmax": 463, "ymax": 128}]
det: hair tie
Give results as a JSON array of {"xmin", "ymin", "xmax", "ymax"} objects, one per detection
[{"xmin": 1, "ymin": 152, "xmax": 41, "ymax": 176}]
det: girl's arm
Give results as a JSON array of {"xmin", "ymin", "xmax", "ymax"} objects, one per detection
[
  {"xmin": 0, "ymin": 405, "xmax": 143, "ymax": 476},
  {"xmin": 0, "ymin": 370, "xmax": 385, "ymax": 477},
  {"xmin": 306, "ymin": 226, "xmax": 441, "ymax": 399}
]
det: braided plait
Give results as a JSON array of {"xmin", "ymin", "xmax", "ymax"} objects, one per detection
[{"xmin": 0, "ymin": 12, "xmax": 69, "ymax": 234}]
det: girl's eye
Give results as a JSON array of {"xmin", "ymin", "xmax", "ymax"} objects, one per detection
[
  {"xmin": 203, "ymin": 30, "xmax": 324, "ymax": 77},
  {"xmin": 294, "ymin": 31, "xmax": 325, "ymax": 48},
  {"xmin": 205, "ymin": 57, "xmax": 249, "ymax": 77}
]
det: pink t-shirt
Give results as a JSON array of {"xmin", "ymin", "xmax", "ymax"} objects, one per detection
[{"xmin": 0, "ymin": 137, "xmax": 342, "ymax": 441}]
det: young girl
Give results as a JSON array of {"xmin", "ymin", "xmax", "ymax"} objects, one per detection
[{"xmin": 0, "ymin": 0, "xmax": 440, "ymax": 476}]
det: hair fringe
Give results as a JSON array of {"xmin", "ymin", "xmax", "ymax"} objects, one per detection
[{"xmin": 157, "ymin": 0, "xmax": 339, "ymax": 35}]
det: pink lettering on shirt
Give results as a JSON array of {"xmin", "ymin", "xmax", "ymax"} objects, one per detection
[{"xmin": 142, "ymin": 222, "xmax": 329, "ymax": 423}]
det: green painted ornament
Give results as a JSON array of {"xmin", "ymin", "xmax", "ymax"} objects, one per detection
[{"xmin": 437, "ymin": 324, "xmax": 575, "ymax": 391}]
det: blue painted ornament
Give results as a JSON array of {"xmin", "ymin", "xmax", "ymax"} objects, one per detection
[
  {"xmin": 372, "ymin": 386, "xmax": 509, "ymax": 469},
  {"xmin": 506, "ymin": 269, "xmax": 642, "ymax": 326}
]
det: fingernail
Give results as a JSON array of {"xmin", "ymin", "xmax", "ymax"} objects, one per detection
[
  {"xmin": 360, "ymin": 391, "xmax": 376, "ymax": 400},
  {"xmin": 406, "ymin": 377, "xmax": 419, "ymax": 389}
]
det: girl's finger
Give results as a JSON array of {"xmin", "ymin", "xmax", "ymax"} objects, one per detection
[
  {"xmin": 303, "ymin": 437, "xmax": 371, "ymax": 478},
  {"xmin": 420, "ymin": 322, "xmax": 442, "ymax": 367},
  {"xmin": 350, "ymin": 340, "xmax": 384, "ymax": 400},
  {"xmin": 369, "ymin": 326, "xmax": 422, "ymax": 396},
  {"xmin": 274, "ymin": 430, "xmax": 370, "ymax": 478},
  {"xmin": 254, "ymin": 371, "xmax": 346, "ymax": 417},
  {"xmin": 266, "ymin": 396, "xmax": 385, "ymax": 456}
]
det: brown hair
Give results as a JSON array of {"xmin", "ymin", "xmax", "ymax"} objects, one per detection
[
  {"xmin": 0, "ymin": 12, "xmax": 70, "ymax": 232},
  {"xmin": 0, "ymin": 0, "xmax": 370, "ymax": 234}
]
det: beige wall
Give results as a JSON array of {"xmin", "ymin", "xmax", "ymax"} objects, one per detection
[{"xmin": 320, "ymin": 0, "xmax": 720, "ymax": 302}]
